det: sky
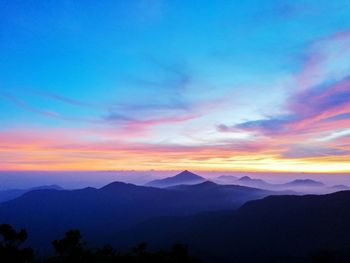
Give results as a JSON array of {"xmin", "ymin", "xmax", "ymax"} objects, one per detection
[{"xmin": 1, "ymin": 0, "xmax": 350, "ymax": 173}]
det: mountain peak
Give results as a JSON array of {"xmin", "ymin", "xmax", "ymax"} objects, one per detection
[
  {"xmin": 239, "ymin": 176, "xmax": 252, "ymax": 181},
  {"xmin": 174, "ymin": 170, "xmax": 203, "ymax": 180},
  {"xmin": 146, "ymin": 171, "xmax": 206, "ymax": 188}
]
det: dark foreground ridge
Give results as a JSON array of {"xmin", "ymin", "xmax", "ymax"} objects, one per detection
[{"xmin": 116, "ymin": 190, "xmax": 350, "ymax": 263}]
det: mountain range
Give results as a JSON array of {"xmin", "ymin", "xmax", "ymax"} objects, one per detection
[
  {"xmin": 214, "ymin": 175, "xmax": 347, "ymax": 194},
  {"xmin": 0, "ymin": 176, "xmax": 292, "ymax": 250},
  {"xmin": 146, "ymin": 171, "xmax": 331, "ymax": 193},
  {"xmin": 1, "ymin": 170, "xmax": 349, "ymax": 262}
]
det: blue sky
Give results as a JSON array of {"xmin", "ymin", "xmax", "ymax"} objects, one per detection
[{"xmin": 1, "ymin": 0, "xmax": 350, "ymax": 172}]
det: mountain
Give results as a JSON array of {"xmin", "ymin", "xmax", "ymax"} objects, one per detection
[
  {"xmin": 215, "ymin": 175, "xmax": 277, "ymax": 190},
  {"xmin": 117, "ymin": 190, "xmax": 350, "ymax": 263},
  {"xmin": 218, "ymin": 176, "xmax": 325, "ymax": 192},
  {"xmin": 236, "ymin": 176, "xmax": 275, "ymax": 189},
  {"xmin": 215, "ymin": 176, "xmax": 327, "ymax": 193},
  {"xmin": 280, "ymin": 179, "xmax": 324, "ymax": 188},
  {"xmin": 213, "ymin": 175, "xmax": 238, "ymax": 184},
  {"xmin": 0, "ymin": 185, "xmax": 63, "ymax": 203},
  {"xmin": 239, "ymin": 175, "xmax": 264, "ymax": 183},
  {"xmin": 145, "ymin": 170, "xmax": 206, "ymax": 187},
  {"xmin": 167, "ymin": 181, "xmax": 294, "ymax": 208},
  {"xmin": 0, "ymin": 181, "xmax": 290, "ymax": 250},
  {"xmin": 328, "ymin": 184, "xmax": 350, "ymax": 191}
]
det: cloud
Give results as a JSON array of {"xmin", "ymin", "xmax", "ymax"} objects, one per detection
[
  {"xmin": 283, "ymin": 145, "xmax": 350, "ymax": 158},
  {"xmin": 120, "ymin": 59, "xmax": 192, "ymax": 110},
  {"xmin": 297, "ymin": 29, "xmax": 350, "ymax": 91},
  {"xmin": 0, "ymin": 126, "xmax": 277, "ymax": 171},
  {"xmin": 104, "ymin": 111, "xmax": 201, "ymax": 136},
  {"xmin": 220, "ymin": 30, "xmax": 350, "ymax": 137},
  {"xmin": 0, "ymin": 90, "xmax": 105, "ymax": 124},
  {"xmin": 0, "ymin": 90, "xmax": 62, "ymax": 119},
  {"xmin": 0, "ymin": 60, "xmax": 199, "ymax": 132},
  {"xmin": 1, "ymin": 123, "xmax": 349, "ymax": 172},
  {"xmin": 28, "ymin": 89, "xmax": 103, "ymax": 109},
  {"xmin": 220, "ymin": 75, "xmax": 350, "ymax": 143},
  {"xmin": 215, "ymin": 30, "xmax": 350, "ymax": 161}
]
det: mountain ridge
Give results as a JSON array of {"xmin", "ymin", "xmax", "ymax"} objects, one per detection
[{"xmin": 116, "ymin": 190, "xmax": 350, "ymax": 263}]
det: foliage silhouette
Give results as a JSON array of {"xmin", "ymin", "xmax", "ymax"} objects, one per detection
[
  {"xmin": 0, "ymin": 224, "xmax": 34, "ymax": 263},
  {"xmin": 0, "ymin": 224, "xmax": 201, "ymax": 263},
  {"xmin": 3, "ymin": 223, "xmax": 350, "ymax": 263}
]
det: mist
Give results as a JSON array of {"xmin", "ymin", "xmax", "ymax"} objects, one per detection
[{"xmin": 1, "ymin": 170, "xmax": 349, "ymax": 191}]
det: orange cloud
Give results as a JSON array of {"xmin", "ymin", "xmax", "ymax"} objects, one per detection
[{"xmin": 1, "ymin": 126, "xmax": 350, "ymax": 172}]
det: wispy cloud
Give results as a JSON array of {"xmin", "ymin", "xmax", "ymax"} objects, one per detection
[
  {"xmin": 0, "ymin": 90, "xmax": 104, "ymax": 123},
  {"xmin": 0, "ymin": 59, "xmax": 223, "ymax": 137},
  {"xmin": 283, "ymin": 145, "xmax": 350, "ymax": 158},
  {"xmin": 217, "ymin": 30, "xmax": 350, "ymax": 160}
]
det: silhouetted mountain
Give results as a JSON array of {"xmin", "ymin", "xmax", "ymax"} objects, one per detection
[
  {"xmin": 0, "ymin": 185, "xmax": 63, "ymax": 203},
  {"xmin": 146, "ymin": 170, "xmax": 206, "ymax": 188},
  {"xmin": 167, "ymin": 181, "xmax": 295, "ymax": 209},
  {"xmin": 119, "ymin": 190, "xmax": 350, "ymax": 263},
  {"xmin": 0, "ymin": 181, "xmax": 291, "ymax": 251}
]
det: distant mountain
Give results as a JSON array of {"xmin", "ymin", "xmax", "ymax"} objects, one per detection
[
  {"xmin": 0, "ymin": 185, "xmax": 63, "ymax": 203},
  {"xmin": 213, "ymin": 175, "xmax": 238, "ymax": 184},
  {"xmin": 238, "ymin": 176, "xmax": 263, "ymax": 183},
  {"xmin": 215, "ymin": 175, "xmax": 277, "ymax": 190},
  {"xmin": 280, "ymin": 179, "xmax": 324, "ymax": 188},
  {"xmin": 329, "ymin": 184, "xmax": 350, "ymax": 191},
  {"xmin": 0, "ymin": 181, "xmax": 291, "ymax": 250},
  {"xmin": 146, "ymin": 170, "xmax": 206, "ymax": 188},
  {"xmin": 118, "ymin": 190, "xmax": 350, "ymax": 263},
  {"xmin": 215, "ymin": 176, "xmax": 327, "ymax": 193},
  {"xmin": 236, "ymin": 176, "xmax": 275, "ymax": 189}
]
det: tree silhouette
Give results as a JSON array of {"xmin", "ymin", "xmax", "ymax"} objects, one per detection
[
  {"xmin": 51, "ymin": 230, "xmax": 85, "ymax": 263},
  {"xmin": 92, "ymin": 245, "xmax": 117, "ymax": 263},
  {"xmin": 171, "ymin": 243, "xmax": 190, "ymax": 260},
  {"xmin": 311, "ymin": 249, "xmax": 335, "ymax": 263},
  {"xmin": 0, "ymin": 224, "xmax": 34, "ymax": 263}
]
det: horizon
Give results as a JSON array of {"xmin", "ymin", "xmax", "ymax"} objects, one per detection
[
  {"xmin": 1, "ymin": 1, "xmax": 350, "ymax": 175},
  {"xmin": 1, "ymin": 170, "xmax": 350, "ymax": 190}
]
